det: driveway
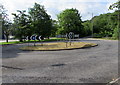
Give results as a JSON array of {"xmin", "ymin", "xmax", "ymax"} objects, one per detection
[{"xmin": 1, "ymin": 38, "xmax": 119, "ymax": 84}]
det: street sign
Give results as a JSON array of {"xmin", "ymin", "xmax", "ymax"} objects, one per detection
[
  {"xmin": 35, "ymin": 35, "xmax": 41, "ymax": 40},
  {"xmin": 26, "ymin": 36, "xmax": 31, "ymax": 40},
  {"xmin": 26, "ymin": 36, "xmax": 29, "ymax": 40},
  {"xmin": 30, "ymin": 35, "xmax": 37, "ymax": 40},
  {"xmin": 39, "ymin": 36, "xmax": 41, "ymax": 40},
  {"xmin": 68, "ymin": 32, "xmax": 74, "ymax": 39}
]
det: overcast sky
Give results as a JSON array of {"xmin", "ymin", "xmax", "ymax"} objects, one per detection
[{"xmin": 0, "ymin": 0, "xmax": 118, "ymax": 21}]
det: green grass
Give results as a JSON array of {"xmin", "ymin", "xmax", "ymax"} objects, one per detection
[
  {"xmin": 0, "ymin": 38, "xmax": 64, "ymax": 45},
  {"xmin": 0, "ymin": 41, "xmax": 22, "ymax": 45}
]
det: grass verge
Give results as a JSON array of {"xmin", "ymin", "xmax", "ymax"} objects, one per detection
[
  {"xmin": 20, "ymin": 42, "xmax": 97, "ymax": 51},
  {"xmin": 0, "ymin": 38, "xmax": 64, "ymax": 45}
]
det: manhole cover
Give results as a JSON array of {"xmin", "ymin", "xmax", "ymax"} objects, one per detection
[{"xmin": 51, "ymin": 63, "xmax": 66, "ymax": 67}]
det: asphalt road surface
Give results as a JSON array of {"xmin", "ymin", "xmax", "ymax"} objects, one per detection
[{"xmin": 1, "ymin": 38, "xmax": 119, "ymax": 84}]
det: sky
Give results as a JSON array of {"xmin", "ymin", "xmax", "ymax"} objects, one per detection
[{"xmin": 0, "ymin": 0, "xmax": 118, "ymax": 21}]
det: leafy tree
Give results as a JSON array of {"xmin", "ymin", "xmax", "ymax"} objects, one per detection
[
  {"xmin": 109, "ymin": 1, "xmax": 120, "ymax": 39},
  {"xmin": 0, "ymin": 4, "xmax": 12, "ymax": 42},
  {"xmin": 82, "ymin": 20, "xmax": 91, "ymax": 36},
  {"xmin": 57, "ymin": 8, "xmax": 84, "ymax": 37},
  {"xmin": 12, "ymin": 10, "xmax": 31, "ymax": 42},
  {"xmin": 51, "ymin": 20, "xmax": 58, "ymax": 37},
  {"xmin": 109, "ymin": 1, "xmax": 120, "ymax": 10},
  {"xmin": 113, "ymin": 26, "xmax": 119, "ymax": 39},
  {"xmin": 28, "ymin": 3, "xmax": 52, "ymax": 39}
]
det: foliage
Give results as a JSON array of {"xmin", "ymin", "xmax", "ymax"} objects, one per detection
[
  {"xmin": 84, "ymin": 11, "xmax": 119, "ymax": 38},
  {"xmin": 109, "ymin": 1, "xmax": 120, "ymax": 10},
  {"xmin": 82, "ymin": 20, "xmax": 91, "ymax": 36},
  {"xmin": 28, "ymin": 3, "xmax": 53, "ymax": 38},
  {"xmin": 109, "ymin": 1, "xmax": 120, "ymax": 39},
  {"xmin": 112, "ymin": 26, "xmax": 119, "ymax": 39},
  {"xmin": 0, "ymin": 5, "xmax": 12, "ymax": 42},
  {"xmin": 57, "ymin": 8, "xmax": 84, "ymax": 37},
  {"xmin": 12, "ymin": 10, "xmax": 31, "ymax": 42},
  {"xmin": 51, "ymin": 20, "xmax": 58, "ymax": 36}
]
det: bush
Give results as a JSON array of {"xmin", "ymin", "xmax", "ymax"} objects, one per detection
[{"xmin": 112, "ymin": 27, "xmax": 119, "ymax": 39}]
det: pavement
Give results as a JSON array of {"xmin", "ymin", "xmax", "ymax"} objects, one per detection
[{"xmin": 1, "ymin": 38, "xmax": 119, "ymax": 84}]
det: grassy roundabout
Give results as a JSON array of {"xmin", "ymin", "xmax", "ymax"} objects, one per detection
[{"xmin": 20, "ymin": 42, "xmax": 97, "ymax": 51}]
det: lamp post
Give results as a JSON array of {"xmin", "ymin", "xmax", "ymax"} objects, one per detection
[{"xmin": 88, "ymin": 12, "xmax": 94, "ymax": 38}]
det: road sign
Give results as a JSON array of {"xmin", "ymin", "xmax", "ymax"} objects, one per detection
[
  {"xmin": 35, "ymin": 35, "xmax": 41, "ymax": 40},
  {"xmin": 26, "ymin": 36, "xmax": 29, "ymax": 40},
  {"xmin": 26, "ymin": 36, "xmax": 31, "ymax": 40},
  {"xmin": 30, "ymin": 35, "xmax": 37, "ymax": 40},
  {"xmin": 39, "ymin": 36, "xmax": 41, "ymax": 40},
  {"xmin": 68, "ymin": 32, "xmax": 74, "ymax": 39}
]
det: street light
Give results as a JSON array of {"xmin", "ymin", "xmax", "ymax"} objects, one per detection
[{"xmin": 88, "ymin": 12, "xmax": 94, "ymax": 38}]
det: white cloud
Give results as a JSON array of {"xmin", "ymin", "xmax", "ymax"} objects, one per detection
[{"xmin": 0, "ymin": 0, "xmax": 118, "ymax": 21}]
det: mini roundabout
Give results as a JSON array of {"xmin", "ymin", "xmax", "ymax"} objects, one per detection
[{"xmin": 20, "ymin": 41, "xmax": 98, "ymax": 51}]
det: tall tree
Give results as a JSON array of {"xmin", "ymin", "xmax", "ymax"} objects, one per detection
[
  {"xmin": 51, "ymin": 20, "xmax": 58, "ymax": 37},
  {"xmin": 28, "ymin": 3, "xmax": 52, "ymax": 38},
  {"xmin": 12, "ymin": 10, "xmax": 31, "ymax": 42},
  {"xmin": 0, "ymin": 4, "xmax": 12, "ymax": 42},
  {"xmin": 57, "ymin": 8, "xmax": 83, "ymax": 37},
  {"xmin": 82, "ymin": 20, "xmax": 91, "ymax": 36},
  {"xmin": 109, "ymin": 1, "xmax": 120, "ymax": 39},
  {"xmin": 109, "ymin": 1, "xmax": 120, "ymax": 10}
]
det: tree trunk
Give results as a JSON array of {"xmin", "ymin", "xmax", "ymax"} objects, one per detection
[
  {"xmin": 6, "ymin": 35, "xmax": 9, "ymax": 43},
  {"xmin": 47, "ymin": 36, "xmax": 49, "ymax": 39},
  {"xmin": 19, "ymin": 38, "xmax": 23, "ymax": 42}
]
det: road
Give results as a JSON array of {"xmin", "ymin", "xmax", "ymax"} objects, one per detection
[{"xmin": 1, "ymin": 38, "xmax": 119, "ymax": 84}]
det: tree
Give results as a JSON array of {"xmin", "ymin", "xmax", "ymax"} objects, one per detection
[
  {"xmin": 12, "ymin": 10, "xmax": 31, "ymax": 42},
  {"xmin": 51, "ymin": 20, "xmax": 58, "ymax": 37},
  {"xmin": 57, "ymin": 8, "xmax": 84, "ymax": 37},
  {"xmin": 109, "ymin": 1, "xmax": 120, "ymax": 39},
  {"xmin": 93, "ymin": 15, "xmax": 113, "ymax": 37},
  {"xmin": 82, "ymin": 20, "xmax": 91, "ymax": 36},
  {"xmin": 109, "ymin": 1, "xmax": 120, "ymax": 10},
  {"xmin": 28, "ymin": 3, "xmax": 52, "ymax": 39},
  {"xmin": 0, "ymin": 4, "xmax": 12, "ymax": 42}
]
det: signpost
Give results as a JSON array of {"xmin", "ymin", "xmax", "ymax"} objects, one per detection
[
  {"xmin": 56, "ymin": 32, "xmax": 79, "ymax": 47},
  {"xmin": 68, "ymin": 32, "xmax": 74, "ymax": 46},
  {"xmin": 30, "ymin": 35, "xmax": 37, "ymax": 46}
]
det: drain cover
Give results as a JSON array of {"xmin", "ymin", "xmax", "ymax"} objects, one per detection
[{"xmin": 51, "ymin": 63, "xmax": 65, "ymax": 67}]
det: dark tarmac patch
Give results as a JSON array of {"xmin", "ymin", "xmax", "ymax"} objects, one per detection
[
  {"xmin": 51, "ymin": 63, "xmax": 66, "ymax": 67},
  {"xmin": 2, "ymin": 65, "xmax": 23, "ymax": 70}
]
